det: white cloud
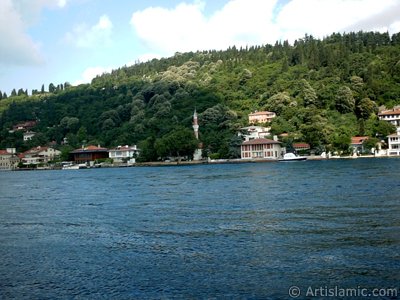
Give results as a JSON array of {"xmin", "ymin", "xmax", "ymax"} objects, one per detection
[
  {"xmin": 64, "ymin": 15, "xmax": 113, "ymax": 48},
  {"xmin": 130, "ymin": 0, "xmax": 400, "ymax": 58},
  {"xmin": 131, "ymin": 0, "xmax": 279, "ymax": 56},
  {"xmin": 57, "ymin": 0, "xmax": 67, "ymax": 8},
  {"xmin": 0, "ymin": 0, "xmax": 43, "ymax": 66},
  {"xmin": 0, "ymin": 0, "xmax": 68, "ymax": 67},
  {"xmin": 277, "ymin": 0, "xmax": 399, "ymax": 42},
  {"xmin": 72, "ymin": 66, "xmax": 113, "ymax": 86}
]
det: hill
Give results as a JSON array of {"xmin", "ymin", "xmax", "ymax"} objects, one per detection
[{"xmin": 1, "ymin": 31, "xmax": 400, "ymax": 160}]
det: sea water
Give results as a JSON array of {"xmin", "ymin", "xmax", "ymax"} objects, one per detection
[{"xmin": 0, "ymin": 158, "xmax": 399, "ymax": 299}]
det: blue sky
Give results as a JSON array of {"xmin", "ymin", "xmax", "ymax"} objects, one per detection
[{"xmin": 1, "ymin": 0, "xmax": 400, "ymax": 95}]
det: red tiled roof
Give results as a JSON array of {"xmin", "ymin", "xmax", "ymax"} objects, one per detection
[
  {"xmin": 23, "ymin": 146, "xmax": 49, "ymax": 155},
  {"xmin": 351, "ymin": 136, "xmax": 368, "ymax": 145},
  {"xmin": 378, "ymin": 109, "xmax": 400, "ymax": 116},
  {"xmin": 0, "ymin": 150, "xmax": 11, "ymax": 155},
  {"xmin": 71, "ymin": 145, "xmax": 108, "ymax": 153},
  {"xmin": 388, "ymin": 133, "xmax": 400, "ymax": 137},
  {"xmin": 293, "ymin": 143, "xmax": 310, "ymax": 148},
  {"xmin": 242, "ymin": 138, "xmax": 281, "ymax": 145}
]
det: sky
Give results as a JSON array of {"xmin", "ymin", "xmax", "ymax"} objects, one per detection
[{"xmin": 1, "ymin": 0, "xmax": 400, "ymax": 95}]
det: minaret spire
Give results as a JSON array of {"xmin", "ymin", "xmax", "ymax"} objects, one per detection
[{"xmin": 192, "ymin": 108, "xmax": 199, "ymax": 140}]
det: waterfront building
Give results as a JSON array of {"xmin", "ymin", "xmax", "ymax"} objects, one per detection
[
  {"xmin": 241, "ymin": 138, "xmax": 282, "ymax": 159},
  {"xmin": 248, "ymin": 111, "xmax": 276, "ymax": 124},
  {"xmin": 388, "ymin": 128, "xmax": 400, "ymax": 156},
  {"xmin": 108, "ymin": 145, "xmax": 139, "ymax": 164},
  {"xmin": 0, "ymin": 148, "xmax": 19, "ymax": 170},
  {"xmin": 19, "ymin": 146, "xmax": 61, "ymax": 166},
  {"xmin": 71, "ymin": 145, "xmax": 109, "ymax": 164},
  {"xmin": 378, "ymin": 108, "xmax": 400, "ymax": 156},
  {"xmin": 350, "ymin": 136, "xmax": 369, "ymax": 154}
]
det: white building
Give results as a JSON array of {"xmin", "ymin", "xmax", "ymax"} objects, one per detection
[
  {"xmin": 378, "ymin": 108, "xmax": 400, "ymax": 156},
  {"xmin": 387, "ymin": 128, "xmax": 400, "ymax": 156},
  {"xmin": 108, "ymin": 145, "xmax": 139, "ymax": 164},
  {"xmin": 0, "ymin": 148, "xmax": 19, "ymax": 170},
  {"xmin": 20, "ymin": 146, "xmax": 61, "ymax": 165},
  {"xmin": 378, "ymin": 108, "xmax": 400, "ymax": 127},
  {"xmin": 241, "ymin": 138, "xmax": 282, "ymax": 159},
  {"xmin": 23, "ymin": 131, "xmax": 36, "ymax": 141},
  {"xmin": 238, "ymin": 126, "xmax": 271, "ymax": 141},
  {"xmin": 248, "ymin": 111, "xmax": 276, "ymax": 124}
]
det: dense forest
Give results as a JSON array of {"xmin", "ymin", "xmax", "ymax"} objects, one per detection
[{"xmin": 1, "ymin": 31, "xmax": 400, "ymax": 161}]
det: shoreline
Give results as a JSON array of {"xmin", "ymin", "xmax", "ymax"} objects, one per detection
[{"xmin": 9, "ymin": 154, "xmax": 399, "ymax": 171}]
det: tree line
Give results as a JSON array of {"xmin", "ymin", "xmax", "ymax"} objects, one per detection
[{"xmin": 0, "ymin": 31, "xmax": 399, "ymax": 160}]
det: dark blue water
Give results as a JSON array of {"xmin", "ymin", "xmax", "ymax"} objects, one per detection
[{"xmin": 0, "ymin": 159, "xmax": 399, "ymax": 299}]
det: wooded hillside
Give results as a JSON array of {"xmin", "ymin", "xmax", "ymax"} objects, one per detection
[{"xmin": 1, "ymin": 31, "xmax": 399, "ymax": 160}]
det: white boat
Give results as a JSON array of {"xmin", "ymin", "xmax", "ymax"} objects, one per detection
[
  {"xmin": 279, "ymin": 153, "xmax": 307, "ymax": 161},
  {"xmin": 62, "ymin": 163, "xmax": 87, "ymax": 170}
]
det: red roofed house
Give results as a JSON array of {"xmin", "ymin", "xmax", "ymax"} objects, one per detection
[
  {"xmin": 241, "ymin": 138, "xmax": 282, "ymax": 159},
  {"xmin": 71, "ymin": 145, "xmax": 109, "ymax": 163},
  {"xmin": 0, "ymin": 148, "xmax": 19, "ymax": 170},
  {"xmin": 350, "ymin": 136, "xmax": 369, "ymax": 154},
  {"xmin": 248, "ymin": 111, "xmax": 276, "ymax": 124},
  {"xmin": 19, "ymin": 146, "xmax": 61, "ymax": 166},
  {"xmin": 293, "ymin": 143, "xmax": 310, "ymax": 151},
  {"xmin": 12, "ymin": 120, "xmax": 37, "ymax": 132},
  {"xmin": 378, "ymin": 108, "xmax": 400, "ymax": 128}
]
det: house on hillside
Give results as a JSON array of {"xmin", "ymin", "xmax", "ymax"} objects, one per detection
[
  {"xmin": 241, "ymin": 138, "xmax": 282, "ymax": 159},
  {"xmin": 378, "ymin": 108, "xmax": 400, "ymax": 128},
  {"xmin": 248, "ymin": 111, "xmax": 276, "ymax": 124},
  {"xmin": 0, "ymin": 148, "xmax": 19, "ymax": 170},
  {"xmin": 11, "ymin": 120, "xmax": 37, "ymax": 132},
  {"xmin": 23, "ymin": 131, "xmax": 36, "ymax": 141},
  {"xmin": 19, "ymin": 146, "xmax": 61, "ymax": 166},
  {"xmin": 108, "ymin": 145, "xmax": 139, "ymax": 164},
  {"xmin": 293, "ymin": 143, "xmax": 310, "ymax": 152},
  {"xmin": 71, "ymin": 145, "xmax": 109, "ymax": 164},
  {"xmin": 238, "ymin": 126, "xmax": 271, "ymax": 141}
]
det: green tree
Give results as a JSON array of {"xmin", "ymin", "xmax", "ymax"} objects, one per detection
[
  {"xmin": 137, "ymin": 137, "xmax": 157, "ymax": 162},
  {"xmin": 60, "ymin": 117, "xmax": 80, "ymax": 134},
  {"xmin": 49, "ymin": 83, "xmax": 56, "ymax": 93},
  {"xmin": 363, "ymin": 137, "xmax": 379, "ymax": 153},
  {"xmin": 364, "ymin": 118, "xmax": 396, "ymax": 138},
  {"xmin": 356, "ymin": 98, "xmax": 378, "ymax": 120},
  {"xmin": 335, "ymin": 86, "xmax": 355, "ymax": 113},
  {"xmin": 331, "ymin": 128, "xmax": 351, "ymax": 154},
  {"xmin": 264, "ymin": 92, "xmax": 297, "ymax": 115},
  {"xmin": 300, "ymin": 79, "xmax": 317, "ymax": 107},
  {"xmin": 155, "ymin": 127, "xmax": 198, "ymax": 160}
]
